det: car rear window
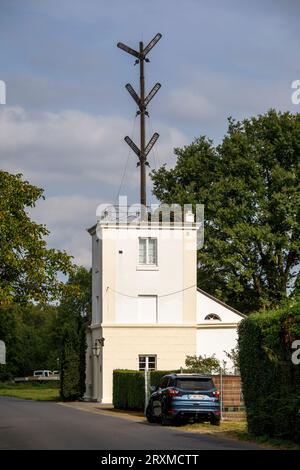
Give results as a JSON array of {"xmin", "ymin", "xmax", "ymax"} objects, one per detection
[{"xmin": 175, "ymin": 378, "xmax": 214, "ymax": 390}]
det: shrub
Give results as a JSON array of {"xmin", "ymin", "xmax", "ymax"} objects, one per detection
[
  {"xmin": 113, "ymin": 369, "xmax": 180, "ymax": 410},
  {"xmin": 238, "ymin": 299, "xmax": 300, "ymax": 442},
  {"xmin": 113, "ymin": 368, "xmax": 223, "ymax": 411},
  {"xmin": 185, "ymin": 355, "xmax": 220, "ymax": 373},
  {"xmin": 113, "ymin": 370, "xmax": 145, "ymax": 410},
  {"xmin": 60, "ymin": 328, "xmax": 80, "ymax": 401}
]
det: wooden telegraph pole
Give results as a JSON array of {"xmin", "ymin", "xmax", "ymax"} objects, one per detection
[{"xmin": 117, "ymin": 33, "xmax": 162, "ymax": 214}]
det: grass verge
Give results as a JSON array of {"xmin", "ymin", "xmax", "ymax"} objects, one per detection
[
  {"xmin": 0, "ymin": 382, "xmax": 60, "ymax": 401},
  {"xmin": 182, "ymin": 420, "xmax": 300, "ymax": 449}
]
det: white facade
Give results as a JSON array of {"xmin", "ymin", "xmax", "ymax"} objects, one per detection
[
  {"xmin": 196, "ymin": 288, "xmax": 244, "ymax": 368},
  {"xmin": 85, "ymin": 216, "xmax": 244, "ymax": 403}
]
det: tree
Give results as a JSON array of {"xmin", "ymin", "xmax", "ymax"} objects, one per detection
[
  {"xmin": 0, "ymin": 171, "xmax": 73, "ymax": 306},
  {"xmin": 57, "ymin": 266, "xmax": 91, "ymax": 400},
  {"xmin": 224, "ymin": 347, "xmax": 240, "ymax": 373},
  {"xmin": 185, "ymin": 355, "xmax": 221, "ymax": 374},
  {"xmin": 0, "ymin": 303, "xmax": 59, "ymax": 379},
  {"xmin": 151, "ymin": 110, "xmax": 300, "ymax": 313},
  {"xmin": 60, "ymin": 328, "xmax": 81, "ymax": 401}
]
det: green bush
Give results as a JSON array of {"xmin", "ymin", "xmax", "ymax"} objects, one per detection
[
  {"xmin": 238, "ymin": 299, "xmax": 300, "ymax": 442},
  {"xmin": 60, "ymin": 328, "xmax": 81, "ymax": 401},
  {"xmin": 113, "ymin": 369, "xmax": 180, "ymax": 410},
  {"xmin": 113, "ymin": 370, "xmax": 145, "ymax": 410},
  {"xmin": 148, "ymin": 370, "xmax": 179, "ymax": 388}
]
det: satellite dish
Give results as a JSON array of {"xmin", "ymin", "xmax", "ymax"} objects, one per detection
[{"xmin": 0, "ymin": 340, "xmax": 6, "ymax": 365}]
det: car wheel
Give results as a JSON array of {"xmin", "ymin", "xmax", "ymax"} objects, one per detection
[{"xmin": 146, "ymin": 405, "xmax": 156, "ymax": 424}]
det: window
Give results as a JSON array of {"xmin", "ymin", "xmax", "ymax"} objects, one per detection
[
  {"xmin": 175, "ymin": 377, "xmax": 214, "ymax": 391},
  {"xmin": 204, "ymin": 313, "xmax": 221, "ymax": 321},
  {"xmin": 139, "ymin": 237, "xmax": 157, "ymax": 265},
  {"xmin": 139, "ymin": 355, "xmax": 157, "ymax": 371}
]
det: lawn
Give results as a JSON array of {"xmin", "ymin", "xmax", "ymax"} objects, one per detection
[
  {"xmin": 0, "ymin": 382, "xmax": 60, "ymax": 401},
  {"xmin": 182, "ymin": 421, "xmax": 300, "ymax": 450}
]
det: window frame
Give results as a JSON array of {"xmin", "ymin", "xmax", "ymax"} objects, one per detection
[
  {"xmin": 138, "ymin": 354, "xmax": 157, "ymax": 371},
  {"xmin": 138, "ymin": 237, "xmax": 158, "ymax": 266},
  {"xmin": 204, "ymin": 313, "xmax": 222, "ymax": 321}
]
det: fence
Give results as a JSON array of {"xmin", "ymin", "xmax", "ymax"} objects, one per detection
[{"xmin": 212, "ymin": 374, "xmax": 243, "ymax": 411}]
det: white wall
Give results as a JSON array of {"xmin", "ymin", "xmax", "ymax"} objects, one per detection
[
  {"xmin": 197, "ymin": 290, "xmax": 243, "ymax": 324},
  {"xmin": 113, "ymin": 227, "xmax": 188, "ymax": 324},
  {"xmin": 197, "ymin": 328, "xmax": 238, "ymax": 370},
  {"xmin": 196, "ymin": 290, "xmax": 243, "ymax": 371},
  {"xmin": 91, "ymin": 233, "xmax": 102, "ymax": 325}
]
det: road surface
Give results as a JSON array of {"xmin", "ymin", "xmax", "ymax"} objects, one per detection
[{"xmin": 0, "ymin": 397, "xmax": 262, "ymax": 450}]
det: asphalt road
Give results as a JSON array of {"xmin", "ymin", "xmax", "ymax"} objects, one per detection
[{"xmin": 0, "ymin": 397, "xmax": 262, "ymax": 450}]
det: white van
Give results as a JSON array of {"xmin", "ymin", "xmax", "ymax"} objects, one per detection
[{"xmin": 33, "ymin": 370, "xmax": 53, "ymax": 378}]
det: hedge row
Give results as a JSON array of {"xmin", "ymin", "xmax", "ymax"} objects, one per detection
[
  {"xmin": 113, "ymin": 369, "xmax": 179, "ymax": 410},
  {"xmin": 113, "ymin": 370, "xmax": 144, "ymax": 410},
  {"xmin": 238, "ymin": 300, "xmax": 300, "ymax": 442}
]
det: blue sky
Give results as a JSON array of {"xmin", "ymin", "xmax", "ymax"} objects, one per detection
[{"xmin": 0, "ymin": 0, "xmax": 299, "ymax": 265}]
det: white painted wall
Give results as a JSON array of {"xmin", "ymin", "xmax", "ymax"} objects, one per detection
[
  {"xmin": 197, "ymin": 328, "xmax": 238, "ymax": 370},
  {"xmin": 113, "ymin": 227, "xmax": 190, "ymax": 325},
  {"xmin": 196, "ymin": 290, "xmax": 243, "ymax": 371},
  {"xmin": 91, "ymin": 232, "xmax": 102, "ymax": 325},
  {"xmin": 197, "ymin": 290, "xmax": 243, "ymax": 323}
]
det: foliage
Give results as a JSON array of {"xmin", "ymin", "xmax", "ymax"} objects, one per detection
[
  {"xmin": 113, "ymin": 369, "xmax": 183, "ymax": 410},
  {"xmin": 58, "ymin": 266, "xmax": 91, "ymax": 401},
  {"xmin": 224, "ymin": 347, "xmax": 240, "ymax": 373},
  {"xmin": 151, "ymin": 110, "xmax": 300, "ymax": 313},
  {"xmin": 0, "ymin": 171, "xmax": 73, "ymax": 306},
  {"xmin": 185, "ymin": 355, "xmax": 221, "ymax": 374},
  {"xmin": 148, "ymin": 370, "xmax": 180, "ymax": 389},
  {"xmin": 113, "ymin": 370, "xmax": 145, "ymax": 410},
  {"xmin": 0, "ymin": 303, "xmax": 59, "ymax": 379},
  {"xmin": 238, "ymin": 298, "xmax": 300, "ymax": 442},
  {"xmin": 0, "ymin": 266, "xmax": 91, "ymax": 397},
  {"xmin": 60, "ymin": 328, "xmax": 81, "ymax": 401},
  {"xmin": 113, "ymin": 367, "xmax": 222, "ymax": 411}
]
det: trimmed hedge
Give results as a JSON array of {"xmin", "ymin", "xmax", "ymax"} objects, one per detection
[
  {"xmin": 113, "ymin": 370, "xmax": 145, "ymax": 410},
  {"xmin": 238, "ymin": 300, "xmax": 300, "ymax": 442},
  {"xmin": 113, "ymin": 369, "xmax": 179, "ymax": 410}
]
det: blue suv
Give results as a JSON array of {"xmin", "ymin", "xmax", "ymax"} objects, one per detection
[{"xmin": 146, "ymin": 374, "xmax": 220, "ymax": 426}]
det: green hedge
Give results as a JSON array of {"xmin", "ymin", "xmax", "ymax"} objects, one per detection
[
  {"xmin": 113, "ymin": 370, "xmax": 144, "ymax": 410},
  {"xmin": 238, "ymin": 300, "xmax": 300, "ymax": 442},
  {"xmin": 113, "ymin": 369, "xmax": 179, "ymax": 410}
]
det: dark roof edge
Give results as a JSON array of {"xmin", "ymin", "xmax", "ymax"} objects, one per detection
[
  {"xmin": 87, "ymin": 224, "xmax": 97, "ymax": 235},
  {"xmin": 197, "ymin": 287, "xmax": 246, "ymax": 318}
]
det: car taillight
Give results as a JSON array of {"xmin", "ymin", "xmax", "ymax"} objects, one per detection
[
  {"xmin": 167, "ymin": 388, "xmax": 180, "ymax": 397},
  {"xmin": 213, "ymin": 390, "xmax": 220, "ymax": 398}
]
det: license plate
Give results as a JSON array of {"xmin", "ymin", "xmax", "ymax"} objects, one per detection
[{"xmin": 190, "ymin": 394, "xmax": 209, "ymax": 399}]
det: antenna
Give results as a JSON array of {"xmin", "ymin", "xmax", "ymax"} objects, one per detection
[{"xmin": 117, "ymin": 33, "xmax": 162, "ymax": 212}]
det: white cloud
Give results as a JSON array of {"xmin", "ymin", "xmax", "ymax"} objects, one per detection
[
  {"xmin": 162, "ymin": 88, "xmax": 217, "ymax": 122},
  {"xmin": 0, "ymin": 106, "xmax": 135, "ymax": 187},
  {"xmin": 0, "ymin": 106, "xmax": 188, "ymax": 186},
  {"xmin": 30, "ymin": 195, "xmax": 102, "ymax": 267},
  {"xmin": 0, "ymin": 106, "xmax": 188, "ymax": 266}
]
